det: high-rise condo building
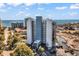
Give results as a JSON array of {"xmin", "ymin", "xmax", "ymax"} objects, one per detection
[
  {"xmin": 26, "ymin": 16, "xmax": 56, "ymax": 50},
  {"xmin": 42, "ymin": 19, "xmax": 56, "ymax": 50},
  {"xmin": 26, "ymin": 17, "xmax": 34, "ymax": 45},
  {"xmin": 52, "ymin": 21, "xmax": 56, "ymax": 47},
  {"xmin": 42, "ymin": 20, "xmax": 46, "ymax": 44},
  {"xmin": 32, "ymin": 16, "xmax": 43, "ymax": 48},
  {"xmin": 25, "ymin": 18, "xmax": 28, "ymax": 29},
  {"xmin": 35, "ymin": 16, "xmax": 42, "ymax": 41},
  {"xmin": 45, "ymin": 19, "xmax": 53, "ymax": 49},
  {"xmin": 11, "ymin": 22, "xmax": 23, "ymax": 29}
]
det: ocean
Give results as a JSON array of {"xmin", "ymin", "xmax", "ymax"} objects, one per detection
[
  {"xmin": 1, "ymin": 20, "xmax": 79, "ymax": 27},
  {"xmin": 2, "ymin": 20, "xmax": 24, "ymax": 27}
]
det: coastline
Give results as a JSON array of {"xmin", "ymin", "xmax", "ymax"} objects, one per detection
[{"xmin": 2, "ymin": 20, "xmax": 79, "ymax": 27}]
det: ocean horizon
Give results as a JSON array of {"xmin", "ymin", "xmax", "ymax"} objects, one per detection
[{"xmin": 1, "ymin": 20, "xmax": 79, "ymax": 27}]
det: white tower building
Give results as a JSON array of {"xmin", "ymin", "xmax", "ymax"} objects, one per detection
[
  {"xmin": 46, "ymin": 19, "xmax": 53, "ymax": 49},
  {"xmin": 26, "ymin": 18, "xmax": 34, "ymax": 45}
]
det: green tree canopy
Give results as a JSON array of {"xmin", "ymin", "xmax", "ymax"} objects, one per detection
[
  {"xmin": 38, "ymin": 46, "xmax": 45, "ymax": 53},
  {"xmin": 11, "ymin": 42, "xmax": 34, "ymax": 56}
]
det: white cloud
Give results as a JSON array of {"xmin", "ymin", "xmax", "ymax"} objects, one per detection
[
  {"xmin": 0, "ymin": 0, "xmax": 79, "ymax": 3},
  {"xmin": 24, "ymin": 3, "xmax": 35, "ymax": 6},
  {"xmin": 0, "ymin": 9, "xmax": 6, "ymax": 12},
  {"xmin": 70, "ymin": 3, "xmax": 79, "ymax": 9},
  {"xmin": 46, "ymin": 14, "xmax": 53, "ymax": 18},
  {"xmin": 35, "ymin": 12, "xmax": 43, "ymax": 16},
  {"xmin": 16, "ymin": 11, "xmax": 26, "ymax": 16},
  {"xmin": 7, "ymin": 7, "xmax": 12, "ymax": 9},
  {"xmin": 37, "ymin": 7, "xmax": 44, "ymax": 10},
  {"xmin": 16, "ymin": 11, "xmax": 30, "ymax": 17},
  {"xmin": 6, "ymin": 3, "xmax": 35, "ymax": 7},
  {"xmin": 69, "ymin": 12, "xmax": 79, "ymax": 16},
  {"xmin": 0, "ymin": 3, "xmax": 6, "ymax": 8},
  {"xmin": 25, "ymin": 7, "xmax": 29, "ymax": 10},
  {"xmin": 7, "ymin": 3, "xmax": 21, "ymax": 7},
  {"xmin": 56, "ymin": 6, "xmax": 67, "ymax": 10}
]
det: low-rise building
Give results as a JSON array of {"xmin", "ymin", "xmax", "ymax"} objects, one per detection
[{"xmin": 11, "ymin": 22, "xmax": 24, "ymax": 29}]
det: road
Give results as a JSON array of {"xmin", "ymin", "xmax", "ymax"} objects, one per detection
[
  {"xmin": 1, "ymin": 51, "xmax": 13, "ymax": 56},
  {"xmin": 1, "ymin": 28, "xmax": 14, "ymax": 56},
  {"xmin": 4, "ymin": 28, "xmax": 9, "ymax": 45}
]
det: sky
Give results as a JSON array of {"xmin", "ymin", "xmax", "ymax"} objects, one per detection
[{"xmin": 0, "ymin": 3, "xmax": 79, "ymax": 20}]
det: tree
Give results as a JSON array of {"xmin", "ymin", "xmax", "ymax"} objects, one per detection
[
  {"xmin": 0, "ymin": 28, "xmax": 5, "ymax": 50},
  {"xmin": 6, "ymin": 30, "xmax": 27, "ymax": 50},
  {"xmin": 38, "ymin": 46, "xmax": 45, "ymax": 53},
  {"xmin": 0, "ymin": 34, "xmax": 5, "ymax": 41},
  {"xmin": 0, "ymin": 22, "xmax": 5, "ymax": 51},
  {"xmin": 10, "ymin": 42, "xmax": 34, "ymax": 56},
  {"xmin": 0, "ymin": 41, "xmax": 5, "ymax": 50}
]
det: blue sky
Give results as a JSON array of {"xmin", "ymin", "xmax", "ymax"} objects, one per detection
[{"xmin": 0, "ymin": 3, "xmax": 79, "ymax": 20}]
